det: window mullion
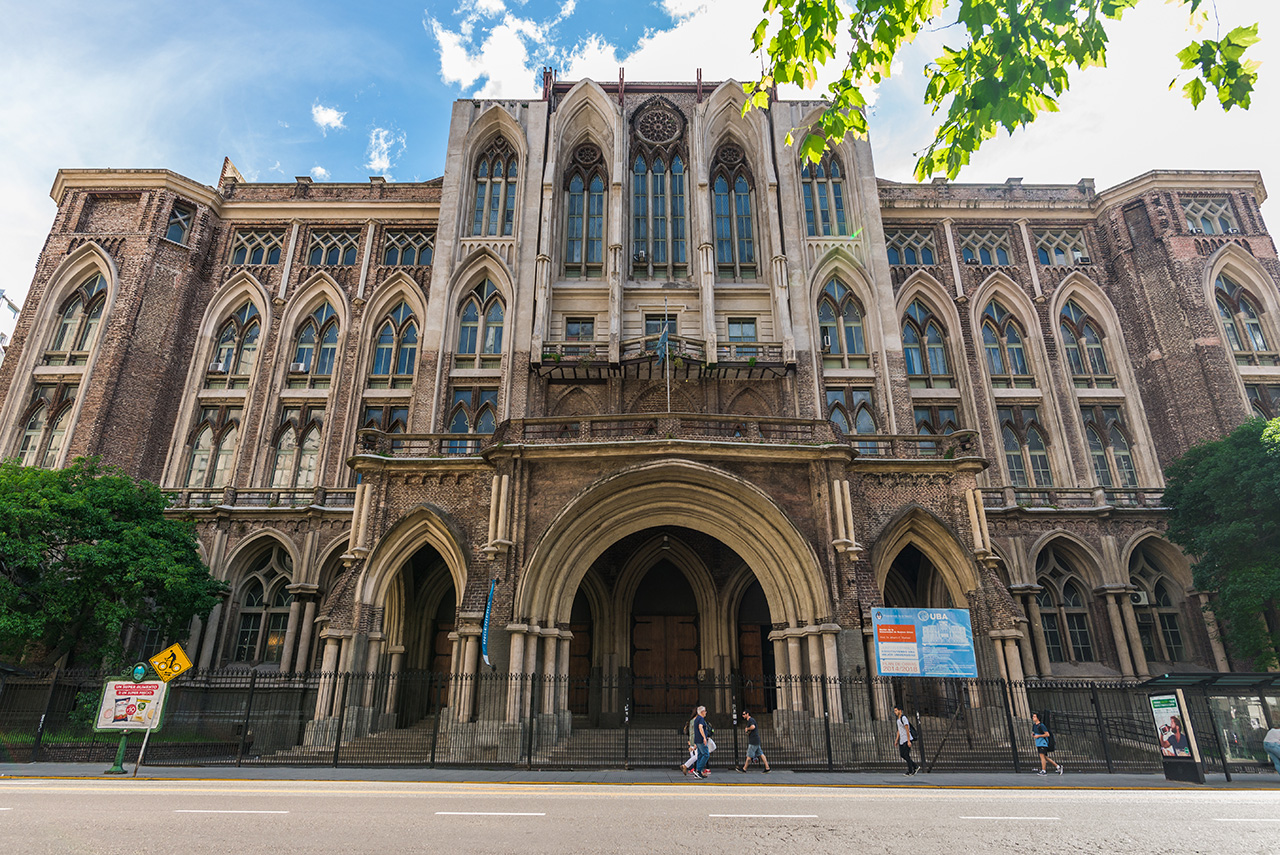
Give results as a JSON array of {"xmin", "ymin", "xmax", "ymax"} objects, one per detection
[{"xmin": 730, "ymin": 187, "xmax": 741, "ymax": 281}]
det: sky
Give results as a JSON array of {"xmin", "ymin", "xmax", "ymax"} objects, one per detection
[{"xmin": 1, "ymin": 0, "xmax": 1276, "ymax": 342}]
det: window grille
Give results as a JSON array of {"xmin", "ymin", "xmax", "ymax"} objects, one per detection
[
  {"xmin": 885, "ymin": 229, "xmax": 936, "ymax": 266},
  {"xmin": 307, "ymin": 230, "xmax": 361, "ymax": 266},
  {"xmin": 231, "ymin": 230, "xmax": 284, "ymax": 265}
]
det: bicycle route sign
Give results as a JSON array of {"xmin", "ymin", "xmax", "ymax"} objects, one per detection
[{"xmin": 148, "ymin": 642, "xmax": 193, "ymax": 682}]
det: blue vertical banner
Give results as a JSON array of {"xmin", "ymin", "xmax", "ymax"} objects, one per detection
[
  {"xmin": 871, "ymin": 608, "xmax": 978, "ymax": 677},
  {"xmin": 481, "ymin": 578, "xmax": 496, "ymax": 670}
]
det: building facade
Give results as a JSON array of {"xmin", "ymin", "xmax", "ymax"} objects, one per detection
[{"xmin": 0, "ymin": 77, "xmax": 1274, "ymax": 732}]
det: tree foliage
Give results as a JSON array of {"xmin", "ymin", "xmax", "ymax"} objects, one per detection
[
  {"xmin": 0, "ymin": 458, "xmax": 225, "ymax": 668},
  {"xmin": 747, "ymin": 0, "xmax": 1260, "ymax": 178},
  {"xmin": 1164, "ymin": 419, "xmax": 1280, "ymax": 670}
]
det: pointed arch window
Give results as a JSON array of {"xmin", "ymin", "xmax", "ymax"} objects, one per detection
[
  {"xmin": 800, "ymin": 153, "xmax": 849, "ymax": 237},
  {"xmin": 902, "ymin": 300, "xmax": 953, "ymax": 388},
  {"xmin": 232, "ymin": 546, "xmax": 294, "ymax": 665},
  {"xmin": 1215, "ymin": 273, "xmax": 1277, "ymax": 366},
  {"xmin": 270, "ymin": 406, "xmax": 324, "ymax": 490},
  {"xmin": 1037, "ymin": 548, "xmax": 1095, "ymax": 664},
  {"xmin": 563, "ymin": 143, "xmax": 606, "ymax": 279},
  {"xmin": 288, "ymin": 302, "xmax": 339, "ymax": 389},
  {"xmin": 454, "ymin": 279, "xmax": 504, "ymax": 369},
  {"xmin": 46, "ymin": 273, "xmax": 107, "ymax": 366},
  {"xmin": 1130, "ymin": 550, "xmax": 1185, "ymax": 663},
  {"xmin": 184, "ymin": 404, "xmax": 240, "ymax": 491},
  {"xmin": 826, "ymin": 387, "xmax": 877, "ymax": 452},
  {"xmin": 712, "ymin": 144, "xmax": 757, "ymax": 280},
  {"xmin": 998, "ymin": 406, "xmax": 1052, "ymax": 488},
  {"xmin": 818, "ymin": 279, "xmax": 868, "ymax": 369},
  {"xmin": 1059, "ymin": 300, "xmax": 1115, "ymax": 389},
  {"xmin": 981, "ymin": 299, "xmax": 1034, "ymax": 388},
  {"xmin": 446, "ymin": 387, "xmax": 498, "ymax": 454},
  {"xmin": 1080, "ymin": 405, "xmax": 1138, "ymax": 488},
  {"xmin": 632, "ymin": 152, "xmax": 689, "ymax": 279},
  {"xmin": 382, "ymin": 230, "xmax": 434, "ymax": 266},
  {"xmin": 1183, "ymin": 197, "xmax": 1238, "ymax": 235},
  {"xmin": 16, "ymin": 383, "xmax": 77, "ymax": 469},
  {"xmin": 472, "ymin": 137, "xmax": 518, "ymax": 237},
  {"xmin": 206, "ymin": 301, "xmax": 261, "ymax": 390},
  {"xmin": 368, "ymin": 300, "xmax": 418, "ymax": 389},
  {"xmin": 1245, "ymin": 384, "xmax": 1280, "ymax": 419}
]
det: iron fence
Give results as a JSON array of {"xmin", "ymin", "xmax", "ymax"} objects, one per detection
[{"xmin": 0, "ymin": 669, "xmax": 1272, "ymax": 774}]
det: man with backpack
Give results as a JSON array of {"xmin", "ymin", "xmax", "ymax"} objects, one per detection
[
  {"xmin": 894, "ymin": 704, "xmax": 918, "ymax": 776},
  {"xmin": 1032, "ymin": 712, "xmax": 1064, "ymax": 775}
]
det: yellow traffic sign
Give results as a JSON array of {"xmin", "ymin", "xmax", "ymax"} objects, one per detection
[{"xmin": 149, "ymin": 643, "xmax": 193, "ymax": 682}]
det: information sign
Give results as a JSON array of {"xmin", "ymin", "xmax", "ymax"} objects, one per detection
[
  {"xmin": 94, "ymin": 680, "xmax": 167, "ymax": 732},
  {"xmin": 1150, "ymin": 694, "xmax": 1193, "ymax": 758},
  {"xmin": 872, "ymin": 607, "xmax": 978, "ymax": 677},
  {"xmin": 149, "ymin": 642, "xmax": 193, "ymax": 682}
]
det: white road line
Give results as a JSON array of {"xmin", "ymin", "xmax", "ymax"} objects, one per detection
[
  {"xmin": 960, "ymin": 816, "xmax": 1060, "ymax": 821},
  {"xmin": 1213, "ymin": 818, "xmax": 1280, "ymax": 822},
  {"xmin": 174, "ymin": 810, "xmax": 289, "ymax": 814},
  {"xmin": 435, "ymin": 812, "xmax": 545, "ymax": 817},
  {"xmin": 709, "ymin": 814, "xmax": 819, "ymax": 818}
]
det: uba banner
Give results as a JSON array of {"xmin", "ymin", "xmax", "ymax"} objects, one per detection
[{"xmin": 872, "ymin": 608, "xmax": 978, "ymax": 678}]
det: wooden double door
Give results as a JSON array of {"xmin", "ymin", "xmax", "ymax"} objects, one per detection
[{"xmin": 632, "ymin": 614, "xmax": 699, "ymax": 714}]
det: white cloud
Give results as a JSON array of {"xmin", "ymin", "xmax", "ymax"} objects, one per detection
[
  {"xmin": 310, "ymin": 165, "xmax": 330, "ymax": 181},
  {"xmin": 365, "ymin": 127, "xmax": 407, "ymax": 177},
  {"xmin": 475, "ymin": 0, "xmax": 506, "ymax": 15},
  {"xmin": 311, "ymin": 102, "xmax": 346, "ymax": 134}
]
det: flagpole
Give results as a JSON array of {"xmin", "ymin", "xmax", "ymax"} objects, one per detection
[{"xmin": 664, "ymin": 297, "xmax": 671, "ymax": 413}]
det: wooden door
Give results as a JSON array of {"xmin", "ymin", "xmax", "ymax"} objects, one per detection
[
  {"xmin": 567, "ymin": 622, "xmax": 592, "ymax": 714},
  {"xmin": 738, "ymin": 624, "xmax": 766, "ymax": 710},
  {"xmin": 633, "ymin": 615, "xmax": 698, "ymax": 714},
  {"xmin": 429, "ymin": 622, "xmax": 454, "ymax": 675}
]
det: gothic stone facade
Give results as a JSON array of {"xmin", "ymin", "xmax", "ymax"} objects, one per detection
[{"xmin": 1, "ymin": 78, "xmax": 1273, "ymax": 728}]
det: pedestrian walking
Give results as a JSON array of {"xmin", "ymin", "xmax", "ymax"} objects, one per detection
[
  {"xmin": 894, "ymin": 704, "xmax": 918, "ymax": 776},
  {"xmin": 692, "ymin": 705, "xmax": 712, "ymax": 778},
  {"xmin": 1032, "ymin": 712, "xmax": 1064, "ymax": 775},
  {"xmin": 679, "ymin": 709, "xmax": 699, "ymax": 775},
  {"xmin": 1264, "ymin": 725, "xmax": 1280, "ymax": 774},
  {"xmin": 737, "ymin": 710, "xmax": 770, "ymax": 772}
]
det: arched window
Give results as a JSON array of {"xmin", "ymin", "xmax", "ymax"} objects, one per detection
[
  {"xmin": 289, "ymin": 302, "xmax": 339, "ymax": 389},
  {"xmin": 455, "ymin": 280, "xmax": 504, "ymax": 369},
  {"xmin": 1058, "ymin": 299, "xmax": 1115, "ymax": 388},
  {"xmin": 1215, "ymin": 273, "xmax": 1277, "ymax": 366},
  {"xmin": 902, "ymin": 300, "xmax": 953, "ymax": 388},
  {"xmin": 46, "ymin": 273, "xmax": 107, "ymax": 366},
  {"xmin": 998, "ymin": 405, "xmax": 1052, "ymax": 488},
  {"xmin": 981, "ymin": 299, "xmax": 1034, "ymax": 387},
  {"xmin": 632, "ymin": 152, "xmax": 689, "ymax": 279},
  {"xmin": 472, "ymin": 137, "xmax": 518, "ymax": 237},
  {"xmin": 368, "ymin": 300, "xmax": 418, "ymax": 389},
  {"xmin": 185, "ymin": 415, "xmax": 239, "ymax": 491},
  {"xmin": 800, "ymin": 153, "xmax": 849, "ymax": 237},
  {"xmin": 564, "ymin": 143, "xmax": 606, "ymax": 279},
  {"xmin": 712, "ymin": 143, "xmax": 757, "ymax": 280},
  {"xmin": 446, "ymin": 387, "xmax": 498, "ymax": 454},
  {"xmin": 270, "ymin": 406, "xmax": 324, "ymax": 490},
  {"xmin": 826, "ymin": 387, "xmax": 877, "ymax": 453},
  {"xmin": 207, "ymin": 301, "xmax": 261, "ymax": 390},
  {"xmin": 16, "ymin": 383, "xmax": 77, "ymax": 469},
  {"xmin": 232, "ymin": 546, "xmax": 294, "ymax": 665},
  {"xmin": 818, "ymin": 279, "xmax": 868, "ymax": 369},
  {"xmin": 1080, "ymin": 404, "xmax": 1138, "ymax": 488},
  {"xmin": 1037, "ymin": 547, "xmax": 1095, "ymax": 664},
  {"xmin": 1130, "ymin": 549, "xmax": 1185, "ymax": 664}
]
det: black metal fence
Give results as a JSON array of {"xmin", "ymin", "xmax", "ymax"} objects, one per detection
[{"xmin": 1, "ymin": 668, "xmax": 1274, "ymax": 774}]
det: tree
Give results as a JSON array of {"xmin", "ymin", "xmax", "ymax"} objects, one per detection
[
  {"xmin": 747, "ymin": 0, "xmax": 1260, "ymax": 177},
  {"xmin": 0, "ymin": 457, "xmax": 225, "ymax": 668},
  {"xmin": 1164, "ymin": 418, "xmax": 1280, "ymax": 670}
]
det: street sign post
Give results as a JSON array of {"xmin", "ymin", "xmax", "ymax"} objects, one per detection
[
  {"xmin": 95, "ymin": 675, "xmax": 168, "ymax": 774},
  {"xmin": 149, "ymin": 643, "xmax": 193, "ymax": 682}
]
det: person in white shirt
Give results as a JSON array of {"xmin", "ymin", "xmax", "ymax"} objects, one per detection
[
  {"xmin": 894, "ymin": 704, "xmax": 918, "ymax": 776},
  {"xmin": 1263, "ymin": 726, "xmax": 1280, "ymax": 774}
]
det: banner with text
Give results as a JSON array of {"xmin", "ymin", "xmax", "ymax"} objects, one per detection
[{"xmin": 872, "ymin": 608, "xmax": 978, "ymax": 677}]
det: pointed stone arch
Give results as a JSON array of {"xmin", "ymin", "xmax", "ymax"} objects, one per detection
[
  {"xmin": 724, "ymin": 387, "xmax": 771, "ymax": 417},
  {"xmin": 461, "ymin": 104, "xmax": 529, "ymax": 171},
  {"xmin": 447, "ymin": 246, "xmax": 515, "ymax": 310},
  {"xmin": 221, "ymin": 529, "xmax": 302, "ymax": 586},
  {"xmin": 611, "ymin": 532, "xmax": 719, "ymax": 670},
  {"xmin": 701, "ymin": 81, "xmax": 775, "ymax": 187},
  {"xmin": 1029, "ymin": 531, "xmax": 1104, "ymax": 588},
  {"xmin": 282, "ymin": 271, "xmax": 349, "ymax": 334},
  {"xmin": 871, "ymin": 505, "xmax": 980, "ymax": 607},
  {"xmin": 355, "ymin": 503, "xmax": 470, "ymax": 617},
  {"xmin": 551, "ymin": 385, "xmax": 603, "ymax": 417},
  {"xmin": 552, "ymin": 79, "xmax": 619, "ymax": 178},
  {"xmin": 627, "ymin": 383, "xmax": 697, "ymax": 414},
  {"xmin": 1121, "ymin": 530, "xmax": 1193, "ymax": 590},
  {"xmin": 517, "ymin": 460, "xmax": 829, "ymax": 630},
  {"xmin": 1204, "ymin": 242, "xmax": 1280, "ymax": 344}
]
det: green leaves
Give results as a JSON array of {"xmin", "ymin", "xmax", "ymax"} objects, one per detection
[
  {"xmin": 0, "ymin": 457, "xmax": 225, "ymax": 668},
  {"xmin": 745, "ymin": 0, "xmax": 1260, "ymax": 177}
]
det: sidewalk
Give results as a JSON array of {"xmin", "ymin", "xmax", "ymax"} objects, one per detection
[{"xmin": 2, "ymin": 762, "xmax": 1278, "ymax": 789}]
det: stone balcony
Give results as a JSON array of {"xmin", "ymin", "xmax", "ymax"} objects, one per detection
[
  {"xmin": 534, "ymin": 335, "xmax": 790, "ymax": 380},
  {"xmin": 168, "ymin": 487, "xmax": 356, "ymax": 510},
  {"xmin": 980, "ymin": 486, "xmax": 1165, "ymax": 511}
]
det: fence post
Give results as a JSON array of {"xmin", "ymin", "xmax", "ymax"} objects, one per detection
[
  {"xmin": 821, "ymin": 676, "xmax": 834, "ymax": 772},
  {"xmin": 1089, "ymin": 683, "xmax": 1114, "ymax": 774},
  {"xmin": 525, "ymin": 673, "xmax": 539, "ymax": 770},
  {"xmin": 998, "ymin": 679, "xmax": 1021, "ymax": 774},
  {"xmin": 909, "ymin": 680, "xmax": 925, "ymax": 773},
  {"xmin": 730, "ymin": 676, "xmax": 739, "ymax": 768},
  {"xmin": 235, "ymin": 670, "xmax": 258, "ymax": 767},
  {"xmin": 31, "ymin": 666, "xmax": 61, "ymax": 763},
  {"xmin": 622, "ymin": 673, "xmax": 632, "ymax": 771},
  {"xmin": 331, "ymin": 673, "xmax": 350, "ymax": 768},
  {"xmin": 429, "ymin": 673, "xmax": 443, "ymax": 768}
]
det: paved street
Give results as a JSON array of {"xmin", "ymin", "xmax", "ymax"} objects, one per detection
[{"xmin": 0, "ymin": 773, "xmax": 1278, "ymax": 854}]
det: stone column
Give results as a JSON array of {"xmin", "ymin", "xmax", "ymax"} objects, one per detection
[
  {"xmin": 821, "ymin": 625, "xmax": 843, "ymax": 720},
  {"xmin": 185, "ymin": 615, "xmax": 203, "ymax": 664},
  {"xmin": 459, "ymin": 629, "xmax": 481, "ymax": 722},
  {"xmin": 786, "ymin": 634, "xmax": 804, "ymax": 713},
  {"xmin": 505, "ymin": 625, "xmax": 527, "ymax": 724},
  {"xmin": 362, "ymin": 633, "xmax": 383, "ymax": 707},
  {"xmin": 384, "ymin": 646, "xmax": 405, "ymax": 716},
  {"xmin": 197, "ymin": 598, "xmax": 225, "ymax": 670},
  {"xmin": 522, "ymin": 625, "xmax": 541, "ymax": 717},
  {"xmin": 541, "ymin": 631, "xmax": 559, "ymax": 715},
  {"xmin": 1025, "ymin": 593, "xmax": 1051, "ymax": 676},
  {"xmin": 865, "ymin": 630, "xmax": 890, "ymax": 720},
  {"xmin": 806, "ymin": 631, "xmax": 824, "ymax": 718},
  {"xmin": 446, "ymin": 631, "xmax": 462, "ymax": 711},
  {"xmin": 1016, "ymin": 617, "xmax": 1038, "ymax": 680},
  {"xmin": 1198, "ymin": 593, "xmax": 1231, "ymax": 671},
  {"xmin": 313, "ymin": 636, "xmax": 342, "ymax": 721},
  {"xmin": 769, "ymin": 633, "xmax": 790, "ymax": 712},
  {"xmin": 1103, "ymin": 593, "xmax": 1135, "ymax": 678},
  {"xmin": 1000, "ymin": 633, "xmax": 1030, "ymax": 719},
  {"xmin": 294, "ymin": 599, "xmax": 317, "ymax": 672},
  {"xmin": 1119, "ymin": 595, "xmax": 1150, "ymax": 678},
  {"xmin": 556, "ymin": 629, "xmax": 573, "ymax": 715},
  {"xmin": 279, "ymin": 598, "xmax": 303, "ymax": 675}
]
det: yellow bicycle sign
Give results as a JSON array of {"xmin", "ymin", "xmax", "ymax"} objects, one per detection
[{"xmin": 148, "ymin": 643, "xmax": 193, "ymax": 682}]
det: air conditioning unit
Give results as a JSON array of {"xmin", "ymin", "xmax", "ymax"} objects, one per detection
[
  {"xmin": 964, "ymin": 257, "xmax": 980, "ymax": 265},
  {"xmin": 1130, "ymin": 590, "xmax": 1150, "ymax": 606},
  {"xmin": 1228, "ymin": 228, "xmax": 1241, "ymax": 234},
  {"xmin": 634, "ymin": 250, "xmax": 647, "ymax": 262},
  {"xmin": 821, "ymin": 335, "xmax": 832, "ymax": 353},
  {"xmin": 1077, "ymin": 256, "xmax": 1092, "ymax": 264},
  {"xmin": 1189, "ymin": 228, "xmax": 1203, "ymax": 235},
  {"xmin": 289, "ymin": 362, "xmax": 309, "ymax": 373},
  {"xmin": 207, "ymin": 361, "xmax": 228, "ymax": 374}
]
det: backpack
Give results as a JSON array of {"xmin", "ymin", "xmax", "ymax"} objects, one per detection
[
  {"xmin": 900, "ymin": 714, "xmax": 917, "ymax": 741},
  {"xmin": 1046, "ymin": 731, "xmax": 1056, "ymax": 752}
]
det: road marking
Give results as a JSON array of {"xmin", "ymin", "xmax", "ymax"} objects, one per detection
[
  {"xmin": 961, "ymin": 816, "xmax": 1059, "ymax": 821},
  {"xmin": 1213, "ymin": 818, "xmax": 1280, "ymax": 822},
  {"xmin": 709, "ymin": 814, "xmax": 818, "ymax": 818},
  {"xmin": 174, "ymin": 810, "xmax": 289, "ymax": 814},
  {"xmin": 435, "ymin": 812, "xmax": 545, "ymax": 816}
]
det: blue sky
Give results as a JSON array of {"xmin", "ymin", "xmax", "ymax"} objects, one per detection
[{"xmin": 1, "ymin": 0, "xmax": 1276, "ymax": 339}]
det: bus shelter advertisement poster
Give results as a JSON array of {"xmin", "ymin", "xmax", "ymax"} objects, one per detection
[{"xmin": 872, "ymin": 608, "xmax": 978, "ymax": 677}]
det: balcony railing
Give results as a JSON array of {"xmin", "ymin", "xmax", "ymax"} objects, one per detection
[
  {"xmin": 980, "ymin": 486, "xmax": 1165, "ymax": 510},
  {"xmin": 167, "ymin": 487, "xmax": 356, "ymax": 510}
]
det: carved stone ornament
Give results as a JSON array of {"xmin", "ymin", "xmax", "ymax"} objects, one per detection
[
  {"xmin": 716, "ymin": 143, "xmax": 744, "ymax": 166},
  {"xmin": 573, "ymin": 143, "xmax": 602, "ymax": 166},
  {"xmin": 635, "ymin": 104, "xmax": 684, "ymax": 146}
]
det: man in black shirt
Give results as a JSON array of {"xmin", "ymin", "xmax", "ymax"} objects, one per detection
[{"xmin": 737, "ymin": 710, "xmax": 771, "ymax": 772}]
